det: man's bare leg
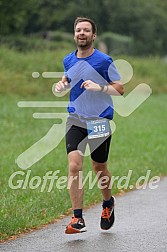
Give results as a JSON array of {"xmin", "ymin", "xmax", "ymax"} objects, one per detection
[
  {"xmin": 92, "ymin": 160, "xmax": 115, "ymax": 230},
  {"xmin": 65, "ymin": 151, "xmax": 87, "ymax": 234},
  {"xmin": 68, "ymin": 151, "xmax": 84, "ymax": 210},
  {"xmin": 92, "ymin": 160, "xmax": 112, "ymax": 200}
]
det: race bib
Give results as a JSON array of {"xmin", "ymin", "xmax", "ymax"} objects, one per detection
[{"xmin": 86, "ymin": 118, "xmax": 110, "ymax": 139}]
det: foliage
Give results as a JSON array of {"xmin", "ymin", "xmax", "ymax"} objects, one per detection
[
  {"xmin": 1, "ymin": 0, "xmax": 167, "ymax": 55},
  {"xmin": 0, "ymin": 32, "xmax": 75, "ymax": 52},
  {"xmin": 99, "ymin": 32, "xmax": 134, "ymax": 55}
]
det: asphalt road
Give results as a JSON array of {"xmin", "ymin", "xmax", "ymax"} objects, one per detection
[{"xmin": 0, "ymin": 177, "xmax": 167, "ymax": 252}]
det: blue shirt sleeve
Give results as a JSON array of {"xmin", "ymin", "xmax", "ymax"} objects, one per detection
[
  {"xmin": 104, "ymin": 57, "xmax": 121, "ymax": 83},
  {"xmin": 63, "ymin": 58, "xmax": 68, "ymax": 78}
]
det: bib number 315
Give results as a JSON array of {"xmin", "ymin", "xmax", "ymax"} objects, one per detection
[{"xmin": 86, "ymin": 118, "xmax": 110, "ymax": 139}]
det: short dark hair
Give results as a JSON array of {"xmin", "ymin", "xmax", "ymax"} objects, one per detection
[{"xmin": 74, "ymin": 17, "xmax": 97, "ymax": 34}]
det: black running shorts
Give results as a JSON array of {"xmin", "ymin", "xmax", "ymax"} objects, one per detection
[{"xmin": 65, "ymin": 117, "xmax": 111, "ymax": 163}]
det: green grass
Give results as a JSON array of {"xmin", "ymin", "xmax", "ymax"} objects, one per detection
[
  {"xmin": 0, "ymin": 46, "xmax": 167, "ymax": 241},
  {"xmin": 123, "ymin": 56, "xmax": 167, "ymax": 94},
  {"xmin": 0, "ymin": 46, "xmax": 167, "ymax": 96}
]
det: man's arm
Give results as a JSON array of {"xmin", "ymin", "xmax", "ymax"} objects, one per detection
[
  {"xmin": 105, "ymin": 80, "xmax": 124, "ymax": 96},
  {"xmin": 81, "ymin": 80, "xmax": 124, "ymax": 96}
]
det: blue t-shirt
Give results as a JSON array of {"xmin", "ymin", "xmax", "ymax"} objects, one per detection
[{"xmin": 63, "ymin": 49, "xmax": 120, "ymax": 120}]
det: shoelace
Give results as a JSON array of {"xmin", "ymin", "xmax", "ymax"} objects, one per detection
[
  {"xmin": 101, "ymin": 207, "xmax": 112, "ymax": 221},
  {"xmin": 69, "ymin": 215, "xmax": 80, "ymax": 224}
]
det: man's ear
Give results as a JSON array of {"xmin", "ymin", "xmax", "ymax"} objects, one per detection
[
  {"xmin": 93, "ymin": 33, "xmax": 97, "ymax": 40},
  {"xmin": 93, "ymin": 33, "xmax": 96, "ymax": 41}
]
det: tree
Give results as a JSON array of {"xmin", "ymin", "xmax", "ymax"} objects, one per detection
[
  {"xmin": 0, "ymin": 0, "xmax": 35, "ymax": 35},
  {"xmin": 1, "ymin": 0, "xmax": 167, "ymax": 55}
]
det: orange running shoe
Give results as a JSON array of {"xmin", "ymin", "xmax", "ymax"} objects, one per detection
[
  {"xmin": 65, "ymin": 215, "xmax": 87, "ymax": 234},
  {"xmin": 100, "ymin": 197, "xmax": 115, "ymax": 230}
]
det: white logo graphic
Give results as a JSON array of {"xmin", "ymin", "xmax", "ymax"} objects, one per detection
[{"xmin": 16, "ymin": 59, "xmax": 152, "ymax": 169}]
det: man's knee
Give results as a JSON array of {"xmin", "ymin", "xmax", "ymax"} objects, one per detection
[{"xmin": 68, "ymin": 152, "xmax": 83, "ymax": 175}]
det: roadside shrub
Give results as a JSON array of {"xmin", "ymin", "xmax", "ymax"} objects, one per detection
[{"xmin": 99, "ymin": 32, "xmax": 134, "ymax": 55}]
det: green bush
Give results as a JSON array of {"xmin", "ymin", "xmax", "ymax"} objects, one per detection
[
  {"xmin": 98, "ymin": 32, "xmax": 134, "ymax": 55},
  {"xmin": 48, "ymin": 31, "xmax": 74, "ymax": 43},
  {"xmin": 0, "ymin": 32, "xmax": 75, "ymax": 52}
]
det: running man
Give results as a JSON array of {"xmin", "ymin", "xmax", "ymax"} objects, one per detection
[{"xmin": 55, "ymin": 17, "xmax": 124, "ymax": 234}]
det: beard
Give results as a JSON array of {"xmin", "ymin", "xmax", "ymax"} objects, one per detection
[{"xmin": 76, "ymin": 37, "xmax": 94, "ymax": 48}]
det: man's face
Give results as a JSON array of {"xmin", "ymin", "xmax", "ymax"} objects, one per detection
[{"xmin": 74, "ymin": 21, "xmax": 96, "ymax": 48}]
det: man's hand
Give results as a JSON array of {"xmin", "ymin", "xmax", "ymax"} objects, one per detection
[
  {"xmin": 54, "ymin": 76, "xmax": 70, "ymax": 93},
  {"xmin": 81, "ymin": 80, "xmax": 101, "ymax": 91}
]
